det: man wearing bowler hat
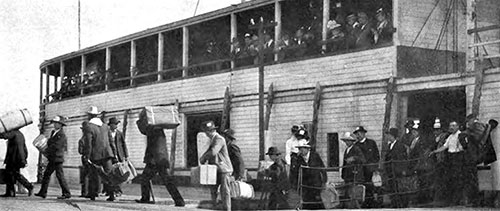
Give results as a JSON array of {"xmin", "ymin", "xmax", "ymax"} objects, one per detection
[
  {"xmin": 105, "ymin": 117, "xmax": 128, "ymax": 201},
  {"xmin": 200, "ymin": 121, "xmax": 233, "ymax": 211},
  {"xmin": 353, "ymin": 126, "xmax": 380, "ymax": 208},
  {"xmin": 35, "ymin": 115, "xmax": 71, "ymax": 199}
]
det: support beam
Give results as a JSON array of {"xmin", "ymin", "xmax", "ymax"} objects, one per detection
[
  {"xmin": 130, "ymin": 40, "xmax": 137, "ymax": 86},
  {"xmin": 45, "ymin": 67, "xmax": 50, "ymax": 102},
  {"xmin": 274, "ymin": 0, "xmax": 281, "ymax": 61},
  {"xmin": 381, "ymin": 77, "xmax": 396, "ymax": 168},
  {"xmin": 220, "ymin": 87, "xmax": 232, "ymax": 131},
  {"xmin": 264, "ymin": 83, "xmax": 274, "ymax": 154},
  {"xmin": 80, "ymin": 55, "xmax": 86, "ymax": 95},
  {"xmin": 230, "ymin": 13, "xmax": 237, "ymax": 69},
  {"xmin": 321, "ymin": 0, "xmax": 330, "ymax": 52},
  {"xmin": 158, "ymin": 33, "xmax": 164, "ymax": 81},
  {"xmin": 39, "ymin": 69, "xmax": 43, "ymax": 104},
  {"xmin": 105, "ymin": 47, "xmax": 111, "ymax": 90},
  {"xmin": 170, "ymin": 100, "xmax": 180, "ymax": 175},
  {"xmin": 182, "ymin": 26, "xmax": 189, "ymax": 77},
  {"xmin": 310, "ymin": 82, "xmax": 322, "ymax": 151}
]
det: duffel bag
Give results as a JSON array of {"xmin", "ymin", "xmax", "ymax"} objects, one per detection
[{"xmin": 230, "ymin": 180, "xmax": 254, "ymax": 199}]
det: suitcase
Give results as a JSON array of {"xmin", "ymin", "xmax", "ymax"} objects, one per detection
[
  {"xmin": 191, "ymin": 164, "xmax": 217, "ymax": 185},
  {"xmin": 140, "ymin": 106, "xmax": 180, "ymax": 129},
  {"xmin": 230, "ymin": 180, "xmax": 254, "ymax": 199},
  {"xmin": 0, "ymin": 108, "xmax": 33, "ymax": 133}
]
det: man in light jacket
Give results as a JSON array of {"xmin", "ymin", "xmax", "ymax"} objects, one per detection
[{"xmin": 200, "ymin": 121, "xmax": 233, "ymax": 211}]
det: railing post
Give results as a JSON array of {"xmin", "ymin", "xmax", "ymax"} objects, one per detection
[
  {"xmin": 158, "ymin": 33, "xmax": 164, "ymax": 81},
  {"xmin": 182, "ymin": 26, "xmax": 189, "ymax": 77},
  {"xmin": 45, "ymin": 67, "xmax": 50, "ymax": 102}
]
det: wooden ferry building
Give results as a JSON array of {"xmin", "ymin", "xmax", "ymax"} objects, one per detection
[{"xmin": 39, "ymin": 0, "xmax": 500, "ymax": 201}]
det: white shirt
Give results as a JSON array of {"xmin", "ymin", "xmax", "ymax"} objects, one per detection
[
  {"xmin": 285, "ymin": 136, "xmax": 299, "ymax": 165},
  {"xmin": 111, "ymin": 130, "xmax": 116, "ymax": 139},
  {"xmin": 358, "ymin": 137, "xmax": 367, "ymax": 143},
  {"xmin": 346, "ymin": 145, "xmax": 353, "ymax": 155},
  {"xmin": 52, "ymin": 129, "xmax": 61, "ymax": 138},
  {"xmin": 389, "ymin": 140, "xmax": 397, "ymax": 150},
  {"xmin": 443, "ymin": 131, "xmax": 463, "ymax": 153}
]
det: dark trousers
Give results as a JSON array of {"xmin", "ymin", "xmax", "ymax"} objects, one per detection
[
  {"xmin": 362, "ymin": 166, "xmax": 376, "ymax": 207},
  {"xmin": 88, "ymin": 158, "xmax": 113, "ymax": 197},
  {"xmin": 433, "ymin": 162, "xmax": 448, "ymax": 204},
  {"xmin": 140, "ymin": 162, "xmax": 184, "ymax": 206},
  {"xmin": 446, "ymin": 152, "xmax": 478, "ymax": 205},
  {"xmin": 289, "ymin": 153, "xmax": 299, "ymax": 189},
  {"xmin": 268, "ymin": 190, "xmax": 289, "ymax": 210},
  {"xmin": 301, "ymin": 187, "xmax": 325, "ymax": 209},
  {"xmin": 4, "ymin": 165, "xmax": 32, "ymax": 196},
  {"xmin": 39, "ymin": 161, "xmax": 70, "ymax": 196},
  {"xmin": 80, "ymin": 160, "xmax": 90, "ymax": 196}
]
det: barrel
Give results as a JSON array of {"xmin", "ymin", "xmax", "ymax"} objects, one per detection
[{"xmin": 0, "ymin": 108, "xmax": 33, "ymax": 133}]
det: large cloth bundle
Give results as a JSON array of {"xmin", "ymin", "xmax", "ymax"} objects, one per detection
[
  {"xmin": 191, "ymin": 164, "xmax": 217, "ymax": 185},
  {"xmin": 229, "ymin": 180, "xmax": 254, "ymax": 199},
  {"xmin": 0, "ymin": 108, "xmax": 33, "ymax": 133},
  {"xmin": 321, "ymin": 182, "xmax": 340, "ymax": 209},
  {"xmin": 139, "ymin": 106, "xmax": 180, "ymax": 129},
  {"xmin": 32, "ymin": 134, "xmax": 48, "ymax": 156}
]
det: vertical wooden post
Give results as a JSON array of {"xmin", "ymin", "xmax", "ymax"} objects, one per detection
[
  {"xmin": 381, "ymin": 77, "xmax": 396, "ymax": 168},
  {"xmin": 467, "ymin": 0, "xmax": 483, "ymax": 117},
  {"xmin": 45, "ymin": 67, "xmax": 50, "ymax": 101},
  {"xmin": 105, "ymin": 47, "xmax": 111, "ymax": 91},
  {"xmin": 220, "ymin": 87, "xmax": 232, "ymax": 131},
  {"xmin": 130, "ymin": 40, "xmax": 137, "ymax": 86},
  {"xmin": 40, "ymin": 69, "xmax": 44, "ymax": 104},
  {"xmin": 274, "ymin": 0, "xmax": 281, "ymax": 62},
  {"xmin": 158, "ymin": 33, "xmax": 164, "ymax": 81},
  {"xmin": 59, "ymin": 61, "xmax": 65, "ymax": 98},
  {"xmin": 322, "ymin": 0, "xmax": 330, "ymax": 52},
  {"xmin": 80, "ymin": 55, "xmax": 86, "ymax": 95},
  {"xmin": 264, "ymin": 83, "xmax": 274, "ymax": 130},
  {"xmin": 230, "ymin": 13, "xmax": 237, "ymax": 69},
  {"xmin": 258, "ymin": 22, "xmax": 265, "ymax": 161},
  {"xmin": 170, "ymin": 100, "xmax": 180, "ymax": 175},
  {"xmin": 53, "ymin": 67, "xmax": 58, "ymax": 95},
  {"xmin": 182, "ymin": 26, "xmax": 189, "ymax": 77},
  {"xmin": 310, "ymin": 82, "xmax": 322, "ymax": 151}
]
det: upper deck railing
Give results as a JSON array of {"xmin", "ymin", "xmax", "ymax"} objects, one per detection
[{"xmin": 40, "ymin": 0, "xmax": 395, "ymax": 105}]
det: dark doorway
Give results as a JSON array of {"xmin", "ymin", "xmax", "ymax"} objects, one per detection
[
  {"xmin": 186, "ymin": 112, "xmax": 222, "ymax": 167},
  {"xmin": 407, "ymin": 87, "xmax": 466, "ymax": 137}
]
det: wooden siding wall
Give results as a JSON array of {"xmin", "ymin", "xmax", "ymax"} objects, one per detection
[
  {"xmin": 45, "ymin": 47, "xmax": 395, "ymax": 175},
  {"xmin": 475, "ymin": 0, "xmax": 500, "ymax": 67},
  {"xmin": 398, "ymin": 0, "xmax": 467, "ymax": 51}
]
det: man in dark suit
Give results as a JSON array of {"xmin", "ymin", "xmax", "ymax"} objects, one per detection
[
  {"xmin": 296, "ymin": 139, "xmax": 326, "ymax": 210},
  {"xmin": 222, "ymin": 128, "xmax": 245, "ymax": 181},
  {"xmin": 135, "ymin": 113, "xmax": 185, "ymax": 207},
  {"xmin": 82, "ymin": 106, "xmax": 115, "ymax": 201},
  {"xmin": 384, "ymin": 128, "xmax": 409, "ymax": 208},
  {"xmin": 35, "ymin": 116, "xmax": 71, "ymax": 199},
  {"xmin": 0, "ymin": 129, "xmax": 33, "ymax": 197},
  {"xmin": 78, "ymin": 121, "xmax": 90, "ymax": 197},
  {"xmin": 341, "ymin": 132, "xmax": 366, "ymax": 184},
  {"xmin": 104, "ymin": 117, "xmax": 129, "ymax": 201},
  {"xmin": 353, "ymin": 126, "xmax": 380, "ymax": 208},
  {"xmin": 355, "ymin": 12, "xmax": 375, "ymax": 50}
]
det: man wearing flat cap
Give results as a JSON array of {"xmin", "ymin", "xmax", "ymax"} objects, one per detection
[
  {"xmin": 296, "ymin": 139, "xmax": 326, "ymax": 209},
  {"xmin": 384, "ymin": 128, "xmax": 409, "ymax": 208},
  {"xmin": 200, "ymin": 121, "xmax": 233, "ymax": 211},
  {"xmin": 265, "ymin": 147, "xmax": 290, "ymax": 209},
  {"xmin": 353, "ymin": 126, "xmax": 380, "ymax": 208},
  {"xmin": 35, "ymin": 115, "xmax": 71, "ymax": 199}
]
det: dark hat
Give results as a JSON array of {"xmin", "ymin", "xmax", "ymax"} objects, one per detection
[
  {"xmin": 200, "ymin": 120, "xmax": 218, "ymax": 131},
  {"xmin": 291, "ymin": 125, "xmax": 300, "ymax": 133},
  {"xmin": 266, "ymin": 146, "xmax": 281, "ymax": 155},
  {"xmin": 353, "ymin": 126, "xmax": 367, "ymax": 134},
  {"xmin": 385, "ymin": 128, "xmax": 399, "ymax": 138},
  {"xmin": 404, "ymin": 120, "xmax": 415, "ymax": 129},
  {"xmin": 223, "ymin": 128, "xmax": 235, "ymax": 140},
  {"xmin": 108, "ymin": 117, "xmax": 120, "ymax": 125},
  {"xmin": 50, "ymin": 115, "xmax": 67, "ymax": 126},
  {"xmin": 489, "ymin": 119, "xmax": 498, "ymax": 130}
]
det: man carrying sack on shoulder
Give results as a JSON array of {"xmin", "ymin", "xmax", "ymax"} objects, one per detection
[{"xmin": 200, "ymin": 121, "xmax": 233, "ymax": 211}]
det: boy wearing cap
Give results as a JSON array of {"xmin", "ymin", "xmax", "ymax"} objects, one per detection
[
  {"xmin": 199, "ymin": 121, "xmax": 233, "ymax": 211},
  {"xmin": 265, "ymin": 147, "xmax": 290, "ymax": 209},
  {"xmin": 0, "ymin": 129, "xmax": 33, "ymax": 197},
  {"xmin": 35, "ymin": 115, "xmax": 71, "ymax": 199}
]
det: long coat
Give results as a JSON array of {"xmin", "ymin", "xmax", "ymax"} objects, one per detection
[
  {"xmin": 385, "ymin": 140, "xmax": 409, "ymax": 178},
  {"xmin": 341, "ymin": 145, "xmax": 366, "ymax": 183},
  {"xmin": 46, "ymin": 129, "xmax": 67, "ymax": 163},
  {"xmin": 355, "ymin": 138, "xmax": 380, "ymax": 175},
  {"xmin": 200, "ymin": 133, "xmax": 233, "ymax": 174},
  {"xmin": 298, "ymin": 151, "xmax": 327, "ymax": 188},
  {"xmin": 136, "ymin": 119, "xmax": 170, "ymax": 166},
  {"xmin": 3, "ymin": 130, "xmax": 28, "ymax": 169},
  {"xmin": 83, "ymin": 119, "xmax": 114, "ymax": 162},
  {"xmin": 109, "ymin": 130, "xmax": 128, "ymax": 162}
]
